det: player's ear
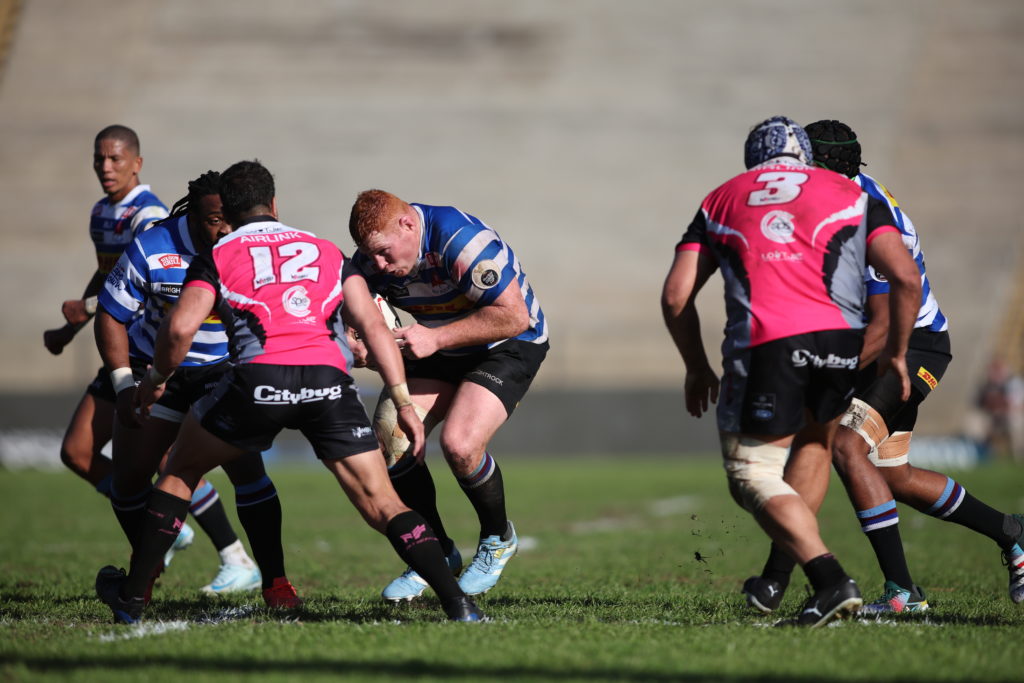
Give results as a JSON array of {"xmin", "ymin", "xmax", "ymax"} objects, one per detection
[{"xmin": 269, "ymin": 196, "xmax": 279, "ymax": 219}]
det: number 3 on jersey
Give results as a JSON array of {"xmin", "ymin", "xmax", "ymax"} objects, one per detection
[
  {"xmin": 249, "ymin": 242, "xmax": 321, "ymax": 289},
  {"xmin": 747, "ymin": 172, "xmax": 808, "ymax": 207}
]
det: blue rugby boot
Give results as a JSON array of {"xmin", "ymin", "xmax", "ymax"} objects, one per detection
[
  {"xmin": 382, "ymin": 545, "xmax": 463, "ymax": 602},
  {"xmin": 458, "ymin": 521, "xmax": 518, "ymax": 596}
]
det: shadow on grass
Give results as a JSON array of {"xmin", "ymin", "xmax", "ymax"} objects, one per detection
[{"xmin": 10, "ymin": 653, "xmax": 1013, "ymax": 683}]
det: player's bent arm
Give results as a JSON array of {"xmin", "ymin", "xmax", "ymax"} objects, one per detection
[
  {"xmin": 661, "ymin": 249, "xmax": 716, "ymax": 372},
  {"xmin": 152, "ymin": 285, "xmax": 216, "ymax": 379},
  {"xmin": 866, "ymin": 231, "xmax": 922, "ymax": 399},
  {"xmin": 342, "ymin": 276, "xmax": 407, "ymax": 389},
  {"xmin": 429, "ymin": 283, "xmax": 530, "ymax": 351},
  {"xmin": 342, "ymin": 275, "xmax": 425, "ymax": 459},
  {"xmin": 662, "ymin": 249, "xmax": 720, "ymax": 417},
  {"xmin": 859, "ymin": 293, "xmax": 890, "ymax": 368},
  {"xmin": 61, "ymin": 270, "xmax": 106, "ymax": 328}
]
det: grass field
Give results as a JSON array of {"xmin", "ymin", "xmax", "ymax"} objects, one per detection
[{"xmin": 2, "ymin": 456, "xmax": 1023, "ymax": 682}]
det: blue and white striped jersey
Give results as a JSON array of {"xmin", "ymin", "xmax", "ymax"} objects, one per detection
[
  {"xmin": 354, "ymin": 204, "xmax": 548, "ymax": 356},
  {"xmin": 90, "ymin": 184, "xmax": 168, "ymax": 275},
  {"xmin": 858, "ymin": 173, "xmax": 947, "ymax": 332},
  {"xmin": 99, "ymin": 215, "xmax": 229, "ymax": 366}
]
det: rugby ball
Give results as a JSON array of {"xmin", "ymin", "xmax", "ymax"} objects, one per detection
[{"xmin": 372, "ymin": 293, "xmax": 402, "ymax": 331}]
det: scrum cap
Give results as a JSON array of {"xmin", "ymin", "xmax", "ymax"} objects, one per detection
[
  {"xmin": 743, "ymin": 116, "xmax": 813, "ymax": 169},
  {"xmin": 804, "ymin": 119, "xmax": 863, "ymax": 178}
]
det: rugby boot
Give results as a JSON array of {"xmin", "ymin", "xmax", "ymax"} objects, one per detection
[
  {"xmin": 262, "ymin": 577, "xmax": 303, "ymax": 609},
  {"xmin": 742, "ymin": 575, "xmax": 786, "ymax": 614},
  {"xmin": 163, "ymin": 521, "xmax": 195, "ymax": 568},
  {"xmin": 382, "ymin": 546, "xmax": 463, "ymax": 602},
  {"xmin": 443, "ymin": 595, "xmax": 487, "ymax": 622},
  {"xmin": 201, "ymin": 563, "xmax": 262, "ymax": 595},
  {"xmin": 458, "ymin": 522, "xmax": 518, "ymax": 596},
  {"xmin": 779, "ymin": 577, "xmax": 862, "ymax": 628},
  {"xmin": 1003, "ymin": 513, "xmax": 1024, "ymax": 603},
  {"xmin": 95, "ymin": 565, "xmax": 145, "ymax": 624},
  {"xmin": 861, "ymin": 580, "xmax": 929, "ymax": 614}
]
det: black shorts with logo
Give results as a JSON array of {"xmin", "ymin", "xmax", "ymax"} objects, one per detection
[
  {"xmin": 717, "ymin": 330, "xmax": 863, "ymax": 436},
  {"xmin": 856, "ymin": 328, "xmax": 952, "ymax": 432},
  {"xmin": 86, "ymin": 359, "xmax": 232, "ymax": 422},
  {"xmin": 404, "ymin": 339, "xmax": 548, "ymax": 417},
  {"xmin": 193, "ymin": 364, "xmax": 379, "ymax": 458}
]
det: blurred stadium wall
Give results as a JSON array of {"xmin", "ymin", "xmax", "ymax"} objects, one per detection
[{"xmin": 0, "ymin": 1, "xmax": 1021, "ymax": 454}]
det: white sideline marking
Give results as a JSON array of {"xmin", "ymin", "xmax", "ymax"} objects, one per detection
[
  {"xmin": 569, "ymin": 495, "xmax": 700, "ymax": 534},
  {"xmin": 97, "ymin": 620, "xmax": 189, "ymax": 642}
]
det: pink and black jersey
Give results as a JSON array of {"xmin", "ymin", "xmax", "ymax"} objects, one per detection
[
  {"xmin": 677, "ymin": 162, "xmax": 898, "ymax": 357},
  {"xmin": 184, "ymin": 218, "xmax": 357, "ymax": 370}
]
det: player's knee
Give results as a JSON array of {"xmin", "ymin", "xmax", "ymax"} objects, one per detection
[
  {"xmin": 721, "ymin": 434, "xmax": 797, "ymax": 513},
  {"xmin": 438, "ymin": 435, "xmax": 481, "ymax": 475},
  {"xmin": 836, "ymin": 399, "xmax": 889, "ymax": 468},
  {"xmin": 871, "ymin": 431, "xmax": 912, "ymax": 468},
  {"xmin": 373, "ymin": 393, "xmax": 432, "ymax": 468}
]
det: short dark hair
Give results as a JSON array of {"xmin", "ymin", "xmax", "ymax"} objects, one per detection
[
  {"xmin": 161, "ymin": 170, "xmax": 222, "ymax": 223},
  {"xmin": 804, "ymin": 119, "xmax": 863, "ymax": 178},
  {"xmin": 94, "ymin": 125, "xmax": 140, "ymax": 155},
  {"xmin": 220, "ymin": 160, "xmax": 275, "ymax": 221}
]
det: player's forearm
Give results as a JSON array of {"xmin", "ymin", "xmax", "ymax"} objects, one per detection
[
  {"xmin": 666, "ymin": 305, "xmax": 712, "ymax": 372},
  {"xmin": 363, "ymin": 322, "xmax": 407, "ymax": 389},
  {"xmin": 433, "ymin": 300, "xmax": 528, "ymax": 350},
  {"xmin": 151, "ymin": 315, "xmax": 196, "ymax": 378},
  {"xmin": 94, "ymin": 309, "xmax": 132, "ymax": 371},
  {"xmin": 883, "ymin": 279, "xmax": 921, "ymax": 359}
]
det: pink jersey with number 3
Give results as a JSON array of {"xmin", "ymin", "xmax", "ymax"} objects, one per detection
[
  {"xmin": 184, "ymin": 219, "xmax": 355, "ymax": 370},
  {"xmin": 677, "ymin": 162, "xmax": 898, "ymax": 356}
]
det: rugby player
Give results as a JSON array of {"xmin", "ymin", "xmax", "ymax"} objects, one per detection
[
  {"xmin": 348, "ymin": 190, "xmax": 547, "ymax": 601},
  {"xmin": 742, "ymin": 120, "xmax": 1024, "ymax": 614},
  {"xmin": 661, "ymin": 116, "xmax": 922, "ymax": 627},
  {"xmin": 95, "ymin": 160, "xmax": 483, "ymax": 623},
  {"xmin": 95, "ymin": 171, "xmax": 269, "ymax": 599},
  {"xmin": 43, "ymin": 125, "xmax": 199, "ymax": 562}
]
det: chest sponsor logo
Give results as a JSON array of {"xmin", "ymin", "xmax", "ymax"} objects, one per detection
[
  {"xmin": 253, "ymin": 384, "xmax": 344, "ymax": 404},
  {"xmin": 917, "ymin": 366, "xmax": 939, "ymax": 390},
  {"xmin": 760, "ymin": 210, "xmax": 796, "ymax": 244},
  {"xmin": 158, "ymin": 254, "xmax": 184, "ymax": 269},
  {"xmin": 791, "ymin": 349, "xmax": 858, "ymax": 370},
  {"xmin": 282, "ymin": 285, "xmax": 311, "ymax": 317},
  {"xmin": 761, "ymin": 250, "xmax": 804, "ymax": 263}
]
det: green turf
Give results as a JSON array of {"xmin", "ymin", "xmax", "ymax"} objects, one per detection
[{"xmin": 2, "ymin": 457, "xmax": 1023, "ymax": 682}]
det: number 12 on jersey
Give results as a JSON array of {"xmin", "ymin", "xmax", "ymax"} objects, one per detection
[{"xmin": 249, "ymin": 242, "xmax": 321, "ymax": 289}]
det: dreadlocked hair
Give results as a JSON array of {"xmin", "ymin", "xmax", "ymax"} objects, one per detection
[
  {"xmin": 804, "ymin": 120, "xmax": 863, "ymax": 179},
  {"xmin": 159, "ymin": 171, "xmax": 222, "ymax": 224}
]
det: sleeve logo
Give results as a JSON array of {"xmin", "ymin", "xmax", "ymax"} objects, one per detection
[{"xmin": 471, "ymin": 259, "xmax": 501, "ymax": 289}]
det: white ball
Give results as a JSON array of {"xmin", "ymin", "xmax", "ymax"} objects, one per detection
[{"xmin": 372, "ymin": 293, "xmax": 402, "ymax": 331}]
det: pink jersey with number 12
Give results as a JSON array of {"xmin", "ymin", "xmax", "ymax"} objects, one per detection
[{"xmin": 184, "ymin": 219, "xmax": 356, "ymax": 370}]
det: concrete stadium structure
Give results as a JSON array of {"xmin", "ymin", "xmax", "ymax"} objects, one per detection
[{"xmin": 1, "ymin": 1, "xmax": 1021, "ymax": 451}]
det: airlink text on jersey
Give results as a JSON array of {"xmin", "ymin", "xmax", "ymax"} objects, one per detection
[
  {"xmin": 239, "ymin": 232, "xmax": 303, "ymax": 244},
  {"xmin": 253, "ymin": 384, "xmax": 344, "ymax": 404}
]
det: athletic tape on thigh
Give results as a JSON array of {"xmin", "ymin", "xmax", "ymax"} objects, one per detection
[
  {"xmin": 373, "ymin": 390, "xmax": 438, "ymax": 467},
  {"xmin": 839, "ymin": 398, "xmax": 889, "ymax": 450},
  {"xmin": 872, "ymin": 430, "xmax": 912, "ymax": 467},
  {"xmin": 720, "ymin": 434, "xmax": 796, "ymax": 512}
]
